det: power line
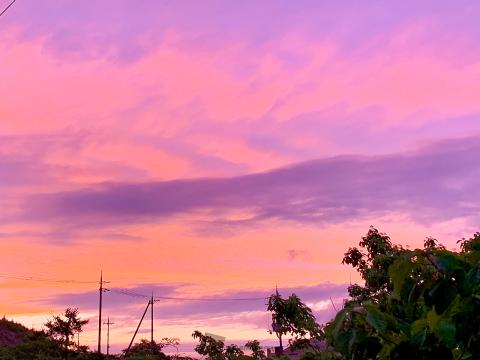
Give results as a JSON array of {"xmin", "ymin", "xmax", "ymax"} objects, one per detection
[
  {"xmin": 109, "ymin": 287, "xmax": 267, "ymax": 302},
  {"xmin": 0, "ymin": 0, "xmax": 17, "ymax": 18},
  {"xmin": 154, "ymin": 295, "xmax": 268, "ymax": 302},
  {"xmin": 109, "ymin": 288, "xmax": 150, "ymax": 299},
  {"xmin": 0, "ymin": 273, "xmax": 270, "ymax": 301},
  {"xmin": 0, "ymin": 274, "xmax": 98, "ymax": 284}
]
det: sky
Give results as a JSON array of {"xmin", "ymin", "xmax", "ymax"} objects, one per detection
[{"xmin": 1, "ymin": 0, "xmax": 480, "ymax": 354}]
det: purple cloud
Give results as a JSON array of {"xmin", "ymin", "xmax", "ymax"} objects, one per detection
[
  {"xmin": 4, "ymin": 1, "xmax": 480, "ymax": 63},
  {"xmin": 19, "ymin": 136, "xmax": 480, "ymax": 231}
]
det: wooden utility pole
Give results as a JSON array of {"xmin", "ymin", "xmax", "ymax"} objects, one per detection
[
  {"xmin": 104, "ymin": 317, "xmax": 114, "ymax": 356},
  {"xmin": 150, "ymin": 293, "xmax": 160, "ymax": 354},
  {"xmin": 98, "ymin": 271, "xmax": 103, "ymax": 353},
  {"xmin": 97, "ymin": 271, "xmax": 109, "ymax": 354},
  {"xmin": 151, "ymin": 293, "xmax": 154, "ymax": 352}
]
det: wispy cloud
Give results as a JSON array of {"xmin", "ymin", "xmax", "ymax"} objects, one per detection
[{"xmin": 19, "ymin": 136, "xmax": 480, "ymax": 233}]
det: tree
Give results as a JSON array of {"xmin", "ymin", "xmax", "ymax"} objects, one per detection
[
  {"xmin": 192, "ymin": 331, "xmax": 246, "ymax": 360},
  {"xmin": 44, "ymin": 307, "xmax": 88, "ymax": 356},
  {"xmin": 225, "ymin": 344, "xmax": 244, "ymax": 359},
  {"xmin": 267, "ymin": 290, "xmax": 322, "ymax": 352},
  {"xmin": 342, "ymin": 226, "xmax": 402, "ymax": 308},
  {"xmin": 122, "ymin": 339, "xmax": 169, "ymax": 359},
  {"xmin": 324, "ymin": 228, "xmax": 480, "ymax": 359},
  {"xmin": 192, "ymin": 331, "xmax": 226, "ymax": 360},
  {"xmin": 159, "ymin": 337, "xmax": 180, "ymax": 353},
  {"xmin": 245, "ymin": 340, "xmax": 265, "ymax": 360}
]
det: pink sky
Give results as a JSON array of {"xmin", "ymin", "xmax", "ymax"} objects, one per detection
[{"xmin": 1, "ymin": 0, "xmax": 480, "ymax": 354}]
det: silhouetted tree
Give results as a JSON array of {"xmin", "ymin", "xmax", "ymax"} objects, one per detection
[
  {"xmin": 267, "ymin": 291, "xmax": 322, "ymax": 352},
  {"xmin": 225, "ymin": 344, "xmax": 244, "ymax": 359},
  {"xmin": 122, "ymin": 338, "xmax": 169, "ymax": 359},
  {"xmin": 192, "ymin": 331, "xmax": 225, "ymax": 360},
  {"xmin": 245, "ymin": 340, "xmax": 265, "ymax": 360},
  {"xmin": 159, "ymin": 337, "xmax": 180, "ymax": 352},
  {"xmin": 44, "ymin": 307, "xmax": 88, "ymax": 358}
]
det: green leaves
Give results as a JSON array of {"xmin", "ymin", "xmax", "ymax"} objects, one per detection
[
  {"xmin": 388, "ymin": 254, "xmax": 413, "ymax": 298},
  {"xmin": 328, "ymin": 228, "xmax": 480, "ymax": 359},
  {"xmin": 267, "ymin": 292, "xmax": 322, "ymax": 347},
  {"xmin": 192, "ymin": 331, "xmax": 226, "ymax": 360},
  {"xmin": 425, "ymin": 280, "xmax": 457, "ymax": 314},
  {"xmin": 435, "ymin": 319, "xmax": 456, "ymax": 348},
  {"xmin": 430, "ymin": 252, "xmax": 467, "ymax": 274},
  {"xmin": 365, "ymin": 307, "xmax": 387, "ymax": 334},
  {"xmin": 420, "ymin": 308, "xmax": 457, "ymax": 348},
  {"xmin": 44, "ymin": 307, "xmax": 88, "ymax": 352},
  {"xmin": 330, "ymin": 308, "xmax": 348, "ymax": 339}
]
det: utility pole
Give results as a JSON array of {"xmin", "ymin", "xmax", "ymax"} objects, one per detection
[
  {"xmin": 151, "ymin": 293, "xmax": 154, "ymax": 352},
  {"xmin": 151, "ymin": 293, "xmax": 160, "ymax": 354},
  {"xmin": 104, "ymin": 316, "xmax": 114, "ymax": 356},
  {"xmin": 125, "ymin": 300, "xmax": 151, "ymax": 357},
  {"xmin": 98, "ymin": 271, "xmax": 109, "ymax": 354}
]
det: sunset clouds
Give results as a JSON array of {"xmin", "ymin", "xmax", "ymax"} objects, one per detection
[
  {"xmin": 11, "ymin": 136, "xmax": 480, "ymax": 235},
  {"xmin": 1, "ymin": 0, "xmax": 480, "ymax": 353}
]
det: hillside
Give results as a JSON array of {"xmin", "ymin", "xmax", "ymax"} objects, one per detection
[
  {"xmin": 0, "ymin": 317, "xmax": 67, "ymax": 359},
  {"xmin": 0, "ymin": 317, "xmax": 31, "ymax": 347}
]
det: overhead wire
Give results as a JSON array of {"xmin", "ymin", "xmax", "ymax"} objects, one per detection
[
  {"xmin": 153, "ymin": 295, "xmax": 268, "ymax": 302},
  {"xmin": 109, "ymin": 287, "xmax": 267, "ymax": 302},
  {"xmin": 0, "ymin": 274, "xmax": 98, "ymax": 284},
  {"xmin": 0, "ymin": 0, "xmax": 17, "ymax": 18},
  {"xmin": 0, "ymin": 273, "xmax": 270, "ymax": 301},
  {"xmin": 109, "ymin": 288, "xmax": 150, "ymax": 299}
]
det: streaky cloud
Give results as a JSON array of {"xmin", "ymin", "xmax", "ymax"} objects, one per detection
[{"xmin": 21, "ymin": 136, "xmax": 480, "ymax": 229}]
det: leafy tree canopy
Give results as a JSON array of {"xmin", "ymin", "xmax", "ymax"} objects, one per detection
[
  {"xmin": 123, "ymin": 338, "xmax": 169, "ymax": 359},
  {"xmin": 267, "ymin": 291, "xmax": 322, "ymax": 352},
  {"xmin": 193, "ymin": 331, "xmax": 265, "ymax": 360},
  {"xmin": 44, "ymin": 308, "xmax": 89, "ymax": 354},
  {"xmin": 245, "ymin": 340, "xmax": 266, "ymax": 360},
  {"xmin": 192, "ymin": 330, "xmax": 227, "ymax": 360},
  {"xmin": 324, "ymin": 228, "xmax": 480, "ymax": 359}
]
